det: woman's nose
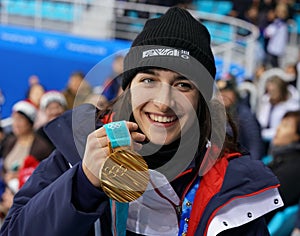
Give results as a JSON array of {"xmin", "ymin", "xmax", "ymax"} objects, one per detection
[{"xmin": 153, "ymin": 84, "xmax": 174, "ymax": 111}]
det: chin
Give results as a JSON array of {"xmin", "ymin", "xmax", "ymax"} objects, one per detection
[
  {"xmin": 148, "ymin": 135, "xmax": 176, "ymax": 146},
  {"xmin": 273, "ymin": 141, "xmax": 286, "ymax": 147}
]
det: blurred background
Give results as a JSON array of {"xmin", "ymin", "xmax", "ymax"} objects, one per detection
[{"xmin": 0, "ymin": 1, "xmax": 300, "ymax": 234}]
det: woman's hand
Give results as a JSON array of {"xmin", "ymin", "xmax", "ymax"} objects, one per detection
[{"xmin": 82, "ymin": 122, "xmax": 145, "ymax": 187}]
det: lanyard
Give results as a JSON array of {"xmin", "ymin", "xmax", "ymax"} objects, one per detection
[{"xmin": 178, "ymin": 176, "xmax": 200, "ymax": 236}]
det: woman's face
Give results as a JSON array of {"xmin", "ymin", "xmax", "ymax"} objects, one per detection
[
  {"xmin": 12, "ymin": 112, "xmax": 33, "ymax": 137},
  {"xmin": 68, "ymin": 75, "xmax": 83, "ymax": 94},
  {"xmin": 266, "ymin": 82, "xmax": 280, "ymax": 103},
  {"xmin": 130, "ymin": 69, "xmax": 199, "ymax": 145},
  {"xmin": 273, "ymin": 116, "xmax": 300, "ymax": 146},
  {"xmin": 45, "ymin": 102, "xmax": 65, "ymax": 121}
]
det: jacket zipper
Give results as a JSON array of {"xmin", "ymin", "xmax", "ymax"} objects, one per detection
[{"xmin": 150, "ymin": 170, "xmax": 199, "ymax": 227}]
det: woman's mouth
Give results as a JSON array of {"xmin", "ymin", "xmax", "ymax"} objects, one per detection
[{"xmin": 148, "ymin": 113, "xmax": 178, "ymax": 123}]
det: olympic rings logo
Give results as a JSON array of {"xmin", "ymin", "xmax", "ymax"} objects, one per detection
[
  {"xmin": 107, "ymin": 122, "xmax": 122, "ymax": 130},
  {"xmin": 103, "ymin": 164, "xmax": 128, "ymax": 178}
]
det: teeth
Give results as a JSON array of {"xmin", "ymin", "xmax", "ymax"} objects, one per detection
[{"xmin": 149, "ymin": 114, "xmax": 176, "ymax": 123}]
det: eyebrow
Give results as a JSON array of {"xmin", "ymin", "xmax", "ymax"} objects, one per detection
[{"xmin": 139, "ymin": 69, "xmax": 188, "ymax": 81}]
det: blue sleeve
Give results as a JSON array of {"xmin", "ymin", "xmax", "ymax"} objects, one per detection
[
  {"xmin": 72, "ymin": 163, "xmax": 108, "ymax": 212},
  {"xmin": 0, "ymin": 151, "xmax": 110, "ymax": 236}
]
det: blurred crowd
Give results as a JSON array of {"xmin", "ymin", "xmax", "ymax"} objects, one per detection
[{"xmin": 0, "ymin": 0, "xmax": 300, "ymax": 235}]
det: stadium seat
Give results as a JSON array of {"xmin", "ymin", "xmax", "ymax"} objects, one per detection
[
  {"xmin": 268, "ymin": 204, "xmax": 299, "ymax": 236},
  {"xmin": 195, "ymin": 0, "xmax": 214, "ymax": 13},
  {"xmin": 196, "ymin": 0, "xmax": 232, "ymax": 15},
  {"xmin": 295, "ymin": 14, "xmax": 300, "ymax": 34}
]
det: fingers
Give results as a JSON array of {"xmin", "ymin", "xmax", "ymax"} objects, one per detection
[
  {"xmin": 126, "ymin": 121, "xmax": 139, "ymax": 132},
  {"xmin": 96, "ymin": 136, "xmax": 109, "ymax": 149},
  {"xmin": 126, "ymin": 121, "xmax": 146, "ymax": 142},
  {"xmin": 94, "ymin": 126, "xmax": 107, "ymax": 138},
  {"xmin": 131, "ymin": 131, "xmax": 146, "ymax": 143}
]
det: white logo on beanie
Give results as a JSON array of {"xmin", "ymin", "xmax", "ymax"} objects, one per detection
[{"xmin": 142, "ymin": 49, "xmax": 189, "ymax": 60}]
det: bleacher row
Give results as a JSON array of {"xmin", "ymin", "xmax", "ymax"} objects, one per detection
[
  {"xmin": 195, "ymin": 0, "xmax": 300, "ymax": 35},
  {"xmin": 1, "ymin": 0, "xmax": 82, "ymax": 22},
  {"xmin": 115, "ymin": 0, "xmax": 300, "ymax": 43},
  {"xmin": 2, "ymin": 0, "xmax": 300, "ymax": 36},
  {"xmin": 124, "ymin": 9, "xmax": 233, "ymax": 44},
  {"xmin": 195, "ymin": 0, "xmax": 233, "ymax": 16}
]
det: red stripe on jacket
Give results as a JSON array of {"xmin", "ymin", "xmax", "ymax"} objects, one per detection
[{"xmin": 187, "ymin": 152, "xmax": 242, "ymax": 236}]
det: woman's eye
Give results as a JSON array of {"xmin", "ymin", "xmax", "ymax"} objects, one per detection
[
  {"xmin": 141, "ymin": 78, "xmax": 154, "ymax": 84},
  {"xmin": 176, "ymin": 82, "xmax": 193, "ymax": 90}
]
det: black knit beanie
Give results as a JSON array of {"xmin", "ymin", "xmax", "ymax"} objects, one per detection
[{"xmin": 122, "ymin": 7, "xmax": 216, "ymax": 101}]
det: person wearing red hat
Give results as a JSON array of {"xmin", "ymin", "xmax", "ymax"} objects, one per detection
[{"xmin": 1, "ymin": 7, "xmax": 282, "ymax": 236}]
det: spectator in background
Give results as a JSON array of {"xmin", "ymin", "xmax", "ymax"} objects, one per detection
[
  {"xmin": 217, "ymin": 76, "xmax": 265, "ymax": 160},
  {"xmin": 0, "ymin": 88, "xmax": 4, "ymax": 119},
  {"xmin": 62, "ymin": 71, "xmax": 92, "ymax": 110},
  {"xmin": 0, "ymin": 100, "xmax": 52, "ymax": 219},
  {"xmin": 36, "ymin": 90, "xmax": 68, "ymax": 150},
  {"xmin": 228, "ymin": 0, "xmax": 255, "ymax": 21},
  {"xmin": 263, "ymin": 3, "xmax": 289, "ymax": 67},
  {"xmin": 257, "ymin": 0, "xmax": 276, "ymax": 30},
  {"xmin": 265, "ymin": 110, "xmax": 300, "ymax": 223},
  {"xmin": 257, "ymin": 0, "xmax": 276, "ymax": 51},
  {"xmin": 28, "ymin": 75, "xmax": 39, "ymax": 87},
  {"xmin": 25, "ymin": 80, "xmax": 47, "ymax": 130},
  {"xmin": 101, "ymin": 54, "xmax": 124, "ymax": 103},
  {"xmin": 284, "ymin": 62, "xmax": 299, "ymax": 88},
  {"xmin": 0, "ymin": 127, "xmax": 5, "ymax": 146},
  {"xmin": 0, "ymin": 186, "xmax": 13, "ymax": 225},
  {"xmin": 256, "ymin": 75, "xmax": 299, "ymax": 153},
  {"xmin": 278, "ymin": 0, "xmax": 296, "ymax": 21}
]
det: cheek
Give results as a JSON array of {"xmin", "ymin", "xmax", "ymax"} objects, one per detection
[
  {"xmin": 275, "ymin": 127, "xmax": 298, "ymax": 145},
  {"xmin": 14, "ymin": 122, "xmax": 31, "ymax": 133},
  {"xmin": 130, "ymin": 87, "xmax": 154, "ymax": 109},
  {"xmin": 184, "ymin": 93, "xmax": 199, "ymax": 113},
  {"xmin": 180, "ymin": 95, "xmax": 199, "ymax": 131}
]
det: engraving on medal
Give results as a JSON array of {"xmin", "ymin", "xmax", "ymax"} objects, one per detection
[
  {"xmin": 103, "ymin": 164, "xmax": 128, "ymax": 178},
  {"xmin": 100, "ymin": 149, "xmax": 150, "ymax": 202}
]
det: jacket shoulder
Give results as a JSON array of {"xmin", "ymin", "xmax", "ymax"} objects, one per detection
[{"xmin": 223, "ymin": 155, "xmax": 280, "ymax": 193}]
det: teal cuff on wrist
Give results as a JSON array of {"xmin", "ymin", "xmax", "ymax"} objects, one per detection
[{"xmin": 104, "ymin": 121, "xmax": 131, "ymax": 149}]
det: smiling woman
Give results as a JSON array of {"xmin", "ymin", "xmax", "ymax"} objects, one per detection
[{"xmin": 0, "ymin": 7, "xmax": 284, "ymax": 236}]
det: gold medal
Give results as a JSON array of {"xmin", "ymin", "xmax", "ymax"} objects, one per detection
[
  {"xmin": 99, "ymin": 147, "xmax": 149, "ymax": 202},
  {"xmin": 99, "ymin": 121, "xmax": 149, "ymax": 202}
]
